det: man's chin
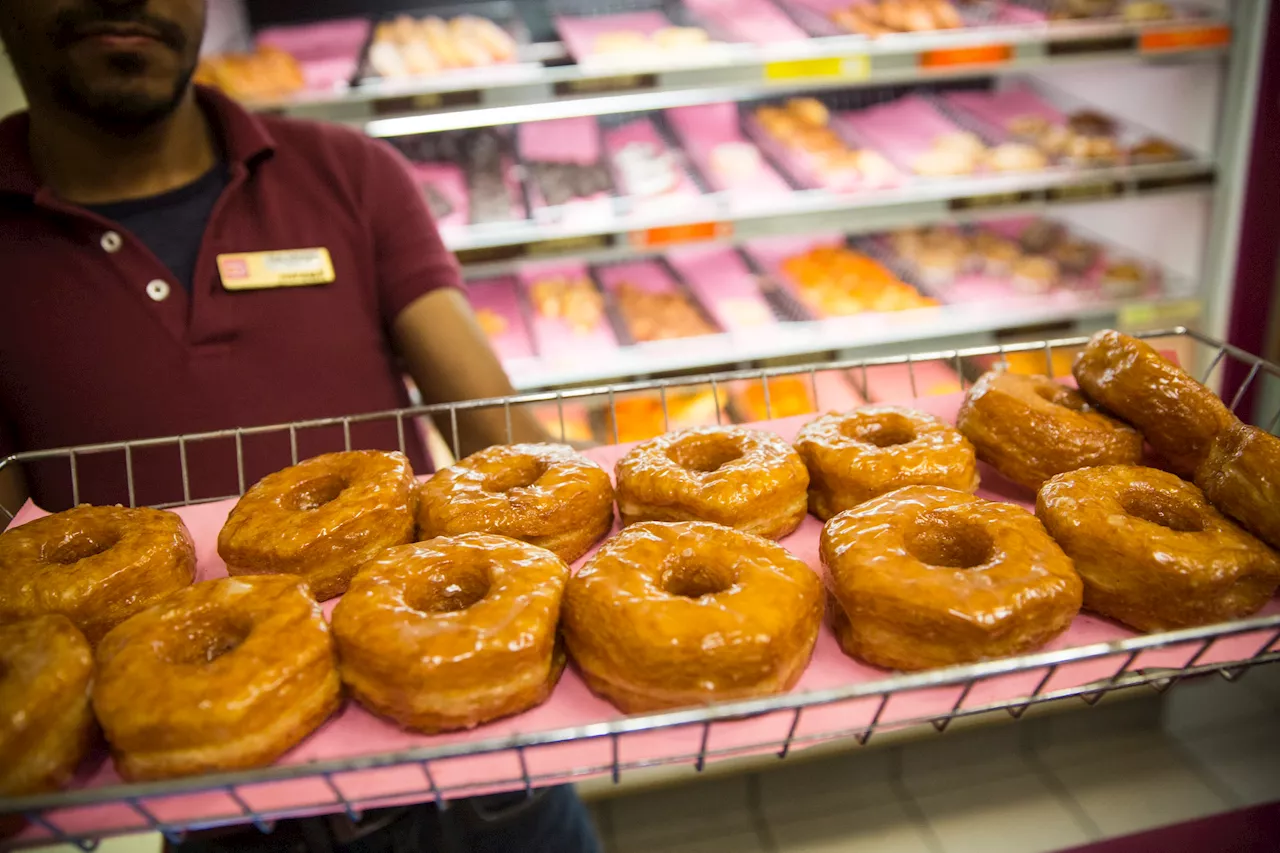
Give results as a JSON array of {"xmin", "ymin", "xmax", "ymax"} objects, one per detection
[{"xmin": 53, "ymin": 70, "xmax": 193, "ymax": 132}]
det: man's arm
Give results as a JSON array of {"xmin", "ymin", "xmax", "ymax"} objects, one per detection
[{"xmin": 393, "ymin": 288, "xmax": 547, "ymax": 458}]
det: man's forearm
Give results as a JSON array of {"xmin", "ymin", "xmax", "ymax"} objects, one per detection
[{"xmin": 393, "ymin": 289, "xmax": 548, "ymax": 458}]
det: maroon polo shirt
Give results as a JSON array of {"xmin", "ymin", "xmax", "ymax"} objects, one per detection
[{"xmin": 0, "ymin": 86, "xmax": 458, "ymax": 511}]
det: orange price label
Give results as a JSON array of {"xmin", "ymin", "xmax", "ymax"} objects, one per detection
[
  {"xmin": 1140, "ymin": 25, "xmax": 1230, "ymax": 53},
  {"xmin": 919, "ymin": 44, "xmax": 1012, "ymax": 69},
  {"xmin": 629, "ymin": 221, "xmax": 731, "ymax": 249}
]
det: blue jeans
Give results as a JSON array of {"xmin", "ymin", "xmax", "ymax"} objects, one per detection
[{"xmin": 176, "ymin": 786, "xmax": 601, "ymax": 853}]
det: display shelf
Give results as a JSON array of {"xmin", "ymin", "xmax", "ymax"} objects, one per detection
[
  {"xmin": 257, "ymin": 13, "xmax": 1230, "ymax": 134},
  {"xmin": 502, "ymin": 291, "xmax": 1198, "ymax": 388},
  {"xmin": 446, "ymin": 158, "xmax": 1214, "ymax": 267},
  {"xmin": 2, "ymin": 329, "xmax": 1278, "ymax": 853}
]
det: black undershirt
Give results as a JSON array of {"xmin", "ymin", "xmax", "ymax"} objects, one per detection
[{"xmin": 86, "ymin": 164, "xmax": 229, "ymax": 292}]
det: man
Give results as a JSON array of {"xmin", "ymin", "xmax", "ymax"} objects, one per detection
[{"xmin": 0, "ymin": 1, "xmax": 598, "ymax": 850}]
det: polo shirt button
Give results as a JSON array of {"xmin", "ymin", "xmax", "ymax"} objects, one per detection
[
  {"xmin": 146, "ymin": 279, "xmax": 171, "ymax": 302},
  {"xmin": 100, "ymin": 231, "xmax": 123, "ymax": 253}
]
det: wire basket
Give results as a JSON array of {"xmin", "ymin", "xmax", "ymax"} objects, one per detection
[{"xmin": 2, "ymin": 327, "xmax": 1278, "ymax": 851}]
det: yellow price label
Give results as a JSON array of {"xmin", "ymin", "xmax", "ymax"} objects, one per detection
[
  {"xmin": 1118, "ymin": 299, "xmax": 1202, "ymax": 328},
  {"xmin": 763, "ymin": 55, "xmax": 870, "ymax": 82}
]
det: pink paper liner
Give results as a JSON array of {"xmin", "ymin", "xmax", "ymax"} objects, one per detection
[
  {"xmin": 683, "ymin": 0, "xmax": 809, "ymax": 43},
  {"xmin": 667, "ymin": 245, "xmax": 779, "ymax": 332},
  {"xmin": 555, "ymin": 11, "xmax": 675, "ymax": 61},
  {"xmin": 408, "ymin": 162, "xmax": 468, "ymax": 231},
  {"xmin": 518, "ymin": 116, "xmax": 601, "ymax": 165},
  {"xmin": 516, "ymin": 261, "xmax": 618, "ymax": 358},
  {"xmin": 943, "ymin": 86, "xmax": 1069, "ymax": 139},
  {"xmin": 9, "ymin": 390, "xmax": 1278, "ymax": 840},
  {"xmin": 666, "ymin": 103, "xmax": 793, "ymax": 201},
  {"xmin": 465, "ymin": 277, "xmax": 535, "ymax": 362},
  {"xmin": 601, "ymin": 117, "xmax": 704, "ymax": 216},
  {"xmin": 839, "ymin": 95, "xmax": 971, "ymax": 174},
  {"xmin": 255, "ymin": 18, "xmax": 370, "ymax": 92}
]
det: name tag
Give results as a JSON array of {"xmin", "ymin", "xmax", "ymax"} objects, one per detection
[{"xmin": 217, "ymin": 248, "xmax": 335, "ymax": 290}]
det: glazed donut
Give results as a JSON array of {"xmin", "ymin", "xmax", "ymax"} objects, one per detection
[
  {"xmin": 795, "ymin": 406, "xmax": 978, "ymax": 520},
  {"xmin": 0, "ymin": 505, "xmax": 195, "ymax": 644},
  {"xmin": 957, "ymin": 370, "xmax": 1142, "ymax": 491},
  {"xmin": 417, "ymin": 444, "xmax": 614, "ymax": 564},
  {"xmin": 821, "ymin": 486, "xmax": 1081, "ymax": 670},
  {"xmin": 564, "ymin": 521, "xmax": 823, "ymax": 712},
  {"xmin": 93, "ymin": 575, "xmax": 342, "ymax": 781},
  {"xmin": 218, "ymin": 450, "xmax": 417, "ymax": 601},
  {"xmin": 332, "ymin": 534, "xmax": 569, "ymax": 732},
  {"xmin": 1073, "ymin": 330, "xmax": 1234, "ymax": 476},
  {"xmin": 0, "ymin": 616, "xmax": 95, "ymax": 798},
  {"xmin": 615, "ymin": 427, "xmax": 809, "ymax": 540},
  {"xmin": 1037, "ymin": 466, "xmax": 1280, "ymax": 633},
  {"xmin": 1195, "ymin": 422, "xmax": 1280, "ymax": 550}
]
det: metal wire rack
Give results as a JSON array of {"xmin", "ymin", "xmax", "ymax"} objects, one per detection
[{"xmin": 2, "ymin": 327, "xmax": 1279, "ymax": 851}]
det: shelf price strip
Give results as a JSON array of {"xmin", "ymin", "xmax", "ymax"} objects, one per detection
[
  {"xmin": 628, "ymin": 221, "xmax": 732, "ymax": 249},
  {"xmin": 1140, "ymin": 25, "xmax": 1230, "ymax": 54},
  {"xmin": 763, "ymin": 55, "xmax": 870, "ymax": 83},
  {"xmin": 919, "ymin": 43, "xmax": 1012, "ymax": 69}
]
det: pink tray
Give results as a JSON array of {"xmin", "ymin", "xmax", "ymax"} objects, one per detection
[
  {"xmin": 666, "ymin": 103, "xmax": 793, "ymax": 205},
  {"xmin": 683, "ymin": 0, "xmax": 809, "ymax": 44},
  {"xmin": 839, "ymin": 95, "xmax": 972, "ymax": 175},
  {"xmin": 602, "ymin": 117, "xmax": 704, "ymax": 216},
  {"xmin": 8, "ymin": 386, "xmax": 1279, "ymax": 843},
  {"xmin": 409, "ymin": 162, "xmax": 468, "ymax": 231},
  {"xmin": 555, "ymin": 11, "xmax": 675, "ymax": 62},
  {"xmin": 465, "ymin": 277, "xmax": 534, "ymax": 362},
  {"xmin": 667, "ymin": 245, "xmax": 779, "ymax": 332},
  {"xmin": 516, "ymin": 261, "xmax": 618, "ymax": 359},
  {"xmin": 255, "ymin": 18, "xmax": 370, "ymax": 92}
]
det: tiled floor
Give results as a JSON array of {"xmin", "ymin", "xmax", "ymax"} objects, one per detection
[{"xmin": 588, "ymin": 662, "xmax": 1280, "ymax": 853}]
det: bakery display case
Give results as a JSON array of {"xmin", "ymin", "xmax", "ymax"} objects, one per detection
[
  {"xmin": 187, "ymin": 0, "xmax": 1267, "ymax": 394},
  {"xmin": 2, "ymin": 328, "xmax": 1279, "ymax": 851}
]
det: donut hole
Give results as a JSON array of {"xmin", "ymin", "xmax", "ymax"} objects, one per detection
[
  {"xmin": 1121, "ymin": 489, "xmax": 1205, "ymax": 533},
  {"xmin": 661, "ymin": 560, "xmax": 739, "ymax": 599},
  {"xmin": 1034, "ymin": 383, "xmax": 1087, "ymax": 412},
  {"xmin": 842, "ymin": 413, "xmax": 917, "ymax": 448},
  {"xmin": 163, "ymin": 614, "xmax": 254, "ymax": 666},
  {"xmin": 289, "ymin": 473, "xmax": 348, "ymax": 511},
  {"xmin": 485, "ymin": 460, "xmax": 548, "ymax": 493},
  {"xmin": 408, "ymin": 565, "xmax": 492, "ymax": 613},
  {"xmin": 46, "ymin": 529, "xmax": 120, "ymax": 564},
  {"xmin": 668, "ymin": 438, "xmax": 744, "ymax": 473},
  {"xmin": 907, "ymin": 512, "xmax": 994, "ymax": 569}
]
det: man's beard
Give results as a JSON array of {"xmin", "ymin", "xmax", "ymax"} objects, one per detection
[{"xmin": 51, "ymin": 52, "xmax": 197, "ymax": 134}]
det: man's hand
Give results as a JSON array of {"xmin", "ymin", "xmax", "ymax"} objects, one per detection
[{"xmin": 393, "ymin": 288, "xmax": 548, "ymax": 458}]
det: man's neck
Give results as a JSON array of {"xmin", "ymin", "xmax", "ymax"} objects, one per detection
[{"xmin": 29, "ymin": 88, "xmax": 218, "ymax": 206}]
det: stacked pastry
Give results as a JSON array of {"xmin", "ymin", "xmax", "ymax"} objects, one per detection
[{"xmin": 367, "ymin": 15, "xmax": 516, "ymax": 78}]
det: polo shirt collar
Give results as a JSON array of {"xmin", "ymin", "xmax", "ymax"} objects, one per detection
[{"xmin": 0, "ymin": 84, "xmax": 275, "ymax": 198}]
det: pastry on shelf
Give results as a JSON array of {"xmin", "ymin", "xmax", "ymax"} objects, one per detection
[
  {"xmin": 985, "ymin": 143, "xmax": 1048, "ymax": 172},
  {"xmin": 529, "ymin": 274, "xmax": 606, "ymax": 334},
  {"xmin": 912, "ymin": 131, "xmax": 988, "ymax": 176},
  {"xmin": 781, "ymin": 245, "xmax": 936, "ymax": 316},
  {"xmin": 1051, "ymin": 238, "xmax": 1101, "ymax": 277},
  {"xmin": 592, "ymin": 25, "xmax": 716, "ymax": 57},
  {"xmin": 475, "ymin": 308, "xmax": 509, "ymax": 338},
  {"xmin": 368, "ymin": 14, "xmax": 516, "ymax": 78},
  {"xmin": 1068, "ymin": 110, "xmax": 1119, "ymax": 138},
  {"xmin": 1011, "ymin": 256, "xmax": 1060, "ymax": 294},
  {"xmin": 1048, "ymin": 0, "xmax": 1119, "ymax": 19},
  {"xmin": 709, "ymin": 142, "xmax": 764, "ymax": 181},
  {"xmin": 1122, "ymin": 1, "xmax": 1172, "ymax": 21},
  {"xmin": 612, "ymin": 141, "xmax": 681, "ymax": 198},
  {"xmin": 1100, "ymin": 259, "xmax": 1148, "ymax": 298},
  {"xmin": 753, "ymin": 99, "xmax": 897, "ymax": 188},
  {"xmin": 614, "ymin": 283, "xmax": 717, "ymax": 342},
  {"xmin": 831, "ymin": 0, "xmax": 965, "ymax": 36},
  {"xmin": 195, "ymin": 45, "xmax": 304, "ymax": 101},
  {"xmin": 1129, "ymin": 136, "xmax": 1183, "ymax": 164}
]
